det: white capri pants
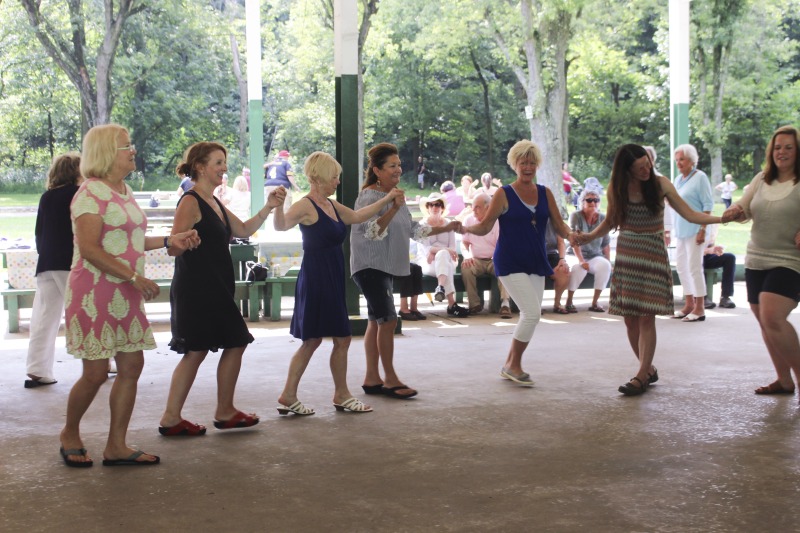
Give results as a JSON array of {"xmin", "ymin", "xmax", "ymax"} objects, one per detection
[
  {"xmin": 418, "ymin": 250, "xmax": 457, "ymax": 295},
  {"xmin": 26, "ymin": 270, "xmax": 69, "ymax": 379},
  {"xmin": 675, "ymin": 236, "xmax": 706, "ymax": 296},
  {"xmin": 567, "ymin": 256, "xmax": 612, "ymax": 292},
  {"xmin": 498, "ymin": 272, "xmax": 544, "ymax": 343}
]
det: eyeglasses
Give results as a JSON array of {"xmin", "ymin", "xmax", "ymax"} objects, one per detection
[
  {"xmin": 429, "ymin": 203, "xmax": 445, "ymax": 209},
  {"xmin": 584, "ymin": 198, "xmax": 600, "ymax": 203},
  {"xmin": 117, "ymin": 144, "xmax": 136, "ymax": 152}
]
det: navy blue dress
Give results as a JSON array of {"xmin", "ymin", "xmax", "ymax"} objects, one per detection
[{"xmin": 290, "ymin": 198, "xmax": 351, "ymax": 340}]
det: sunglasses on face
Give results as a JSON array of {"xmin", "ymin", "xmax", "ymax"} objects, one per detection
[
  {"xmin": 429, "ymin": 203, "xmax": 445, "ymax": 209},
  {"xmin": 584, "ymin": 198, "xmax": 600, "ymax": 203}
]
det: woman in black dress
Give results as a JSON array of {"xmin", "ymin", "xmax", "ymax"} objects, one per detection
[{"xmin": 158, "ymin": 142, "xmax": 283, "ymax": 436}]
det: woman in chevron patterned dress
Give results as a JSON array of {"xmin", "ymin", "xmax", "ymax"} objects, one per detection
[{"xmin": 576, "ymin": 144, "xmax": 733, "ymax": 396}]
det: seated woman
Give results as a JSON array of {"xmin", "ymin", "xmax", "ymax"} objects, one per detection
[
  {"xmin": 398, "ymin": 261, "xmax": 427, "ymax": 321},
  {"xmin": 457, "ymin": 175, "xmax": 475, "ymax": 202},
  {"xmin": 415, "ymin": 193, "xmax": 469, "ymax": 317},
  {"xmin": 565, "ymin": 188, "xmax": 612, "ymax": 312},
  {"xmin": 440, "ymin": 180, "xmax": 465, "ymax": 217},
  {"xmin": 228, "ymin": 175, "xmax": 251, "ymax": 222},
  {"xmin": 470, "ymin": 172, "xmax": 501, "ymax": 197}
]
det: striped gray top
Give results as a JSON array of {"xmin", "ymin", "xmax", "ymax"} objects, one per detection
[{"xmin": 350, "ymin": 188, "xmax": 426, "ymax": 277}]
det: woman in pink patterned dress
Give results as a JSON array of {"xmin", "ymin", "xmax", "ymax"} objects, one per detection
[{"xmin": 59, "ymin": 124, "xmax": 199, "ymax": 468}]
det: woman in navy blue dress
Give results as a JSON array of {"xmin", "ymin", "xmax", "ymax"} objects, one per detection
[{"xmin": 273, "ymin": 152, "xmax": 403, "ymax": 415}]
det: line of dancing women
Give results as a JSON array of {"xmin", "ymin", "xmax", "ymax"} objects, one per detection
[{"xmin": 37, "ymin": 124, "xmax": 799, "ymax": 468}]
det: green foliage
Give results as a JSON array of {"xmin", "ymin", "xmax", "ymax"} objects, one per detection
[{"xmin": 0, "ymin": 0, "xmax": 799, "ymax": 195}]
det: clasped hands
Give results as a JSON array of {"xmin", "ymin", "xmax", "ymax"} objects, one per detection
[
  {"xmin": 721, "ymin": 205, "xmax": 745, "ymax": 224},
  {"xmin": 171, "ymin": 229, "xmax": 201, "ymax": 251},
  {"xmin": 268, "ymin": 186, "xmax": 288, "ymax": 207}
]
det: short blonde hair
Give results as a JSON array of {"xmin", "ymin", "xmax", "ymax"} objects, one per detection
[
  {"xmin": 304, "ymin": 151, "xmax": 342, "ymax": 185},
  {"xmin": 80, "ymin": 124, "xmax": 128, "ymax": 179},
  {"xmin": 507, "ymin": 140, "xmax": 542, "ymax": 171}
]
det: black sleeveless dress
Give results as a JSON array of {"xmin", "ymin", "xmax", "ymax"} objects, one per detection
[{"xmin": 169, "ymin": 191, "xmax": 254, "ymax": 353}]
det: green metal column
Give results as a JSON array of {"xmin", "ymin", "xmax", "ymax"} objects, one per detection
[{"xmin": 334, "ymin": 0, "xmax": 363, "ymax": 320}]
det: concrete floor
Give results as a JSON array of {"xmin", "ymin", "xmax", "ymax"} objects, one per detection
[{"xmin": 1, "ymin": 286, "xmax": 800, "ymax": 533}]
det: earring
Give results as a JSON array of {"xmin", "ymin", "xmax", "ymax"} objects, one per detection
[{"xmin": 377, "ymin": 180, "xmax": 381, "ymax": 188}]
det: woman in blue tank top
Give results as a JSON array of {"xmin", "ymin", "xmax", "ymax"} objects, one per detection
[{"xmin": 463, "ymin": 140, "xmax": 573, "ymax": 386}]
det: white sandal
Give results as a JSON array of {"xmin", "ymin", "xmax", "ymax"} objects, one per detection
[
  {"xmin": 333, "ymin": 397, "xmax": 373, "ymax": 413},
  {"xmin": 277, "ymin": 400, "xmax": 315, "ymax": 416}
]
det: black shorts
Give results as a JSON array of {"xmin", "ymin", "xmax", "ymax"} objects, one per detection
[
  {"xmin": 745, "ymin": 267, "xmax": 800, "ymax": 304},
  {"xmin": 352, "ymin": 268, "xmax": 397, "ymax": 323}
]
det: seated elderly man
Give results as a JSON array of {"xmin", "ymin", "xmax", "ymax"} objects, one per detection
[
  {"xmin": 702, "ymin": 224, "xmax": 737, "ymax": 309},
  {"xmin": 564, "ymin": 188, "xmax": 612, "ymax": 312},
  {"xmin": 460, "ymin": 192, "xmax": 512, "ymax": 318}
]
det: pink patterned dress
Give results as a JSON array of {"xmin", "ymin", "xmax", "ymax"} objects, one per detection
[{"xmin": 64, "ymin": 179, "xmax": 156, "ymax": 359}]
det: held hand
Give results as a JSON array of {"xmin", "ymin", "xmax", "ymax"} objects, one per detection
[
  {"xmin": 132, "ymin": 275, "xmax": 160, "ymax": 301},
  {"xmin": 449, "ymin": 249, "xmax": 458, "ymax": 262},
  {"xmin": 568, "ymin": 231, "xmax": 583, "ymax": 247},
  {"xmin": 171, "ymin": 230, "xmax": 201, "ymax": 251},
  {"xmin": 448, "ymin": 220, "xmax": 462, "ymax": 234},
  {"xmin": 722, "ymin": 205, "xmax": 744, "ymax": 223},
  {"xmin": 267, "ymin": 186, "xmax": 286, "ymax": 208},
  {"xmin": 555, "ymin": 260, "xmax": 570, "ymax": 274},
  {"xmin": 387, "ymin": 188, "xmax": 405, "ymax": 205}
]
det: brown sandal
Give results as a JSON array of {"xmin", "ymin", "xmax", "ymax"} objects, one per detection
[
  {"xmin": 618, "ymin": 376, "xmax": 647, "ymax": 396},
  {"xmin": 754, "ymin": 381, "xmax": 795, "ymax": 395}
]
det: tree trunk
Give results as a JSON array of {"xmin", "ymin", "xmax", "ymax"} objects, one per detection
[
  {"xmin": 493, "ymin": 0, "xmax": 576, "ymax": 212},
  {"xmin": 470, "ymin": 48, "xmax": 495, "ymax": 176},
  {"xmin": 230, "ymin": 35, "xmax": 248, "ymax": 158},
  {"xmin": 19, "ymin": 0, "xmax": 142, "ymax": 132}
]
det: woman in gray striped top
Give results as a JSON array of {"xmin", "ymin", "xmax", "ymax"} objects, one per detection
[{"xmin": 350, "ymin": 143, "xmax": 460, "ymax": 399}]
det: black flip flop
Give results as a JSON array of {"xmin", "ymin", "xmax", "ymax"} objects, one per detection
[
  {"xmin": 361, "ymin": 383, "xmax": 384, "ymax": 395},
  {"xmin": 102, "ymin": 450, "xmax": 160, "ymax": 466},
  {"xmin": 381, "ymin": 385, "xmax": 418, "ymax": 399},
  {"xmin": 60, "ymin": 446, "xmax": 93, "ymax": 468}
]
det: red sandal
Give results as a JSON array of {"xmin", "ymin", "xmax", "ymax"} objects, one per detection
[
  {"xmin": 213, "ymin": 410, "xmax": 260, "ymax": 430},
  {"xmin": 158, "ymin": 419, "xmax": 207, "ymax": 436}
]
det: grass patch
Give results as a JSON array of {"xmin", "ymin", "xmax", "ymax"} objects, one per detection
[
  {"xmin": 1, "ymin": 192, "xmax": 753, "ymax": 255},
  {"xmin": 0, "ymin": 193, "xmax": 41, "ymax": 208}
]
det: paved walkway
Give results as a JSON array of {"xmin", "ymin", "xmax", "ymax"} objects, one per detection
[{"xmin": 2, "ymin": 286, "xmax": 800, "ymax": 532}]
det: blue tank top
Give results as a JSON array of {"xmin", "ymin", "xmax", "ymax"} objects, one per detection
[{"xmin": 493, "ymin": 183, "xmax": 553, "ymax": 277}]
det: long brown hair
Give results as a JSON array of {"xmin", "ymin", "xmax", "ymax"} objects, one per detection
[
  {"xmin": 176, "ymin": 142, "xmax": 227, "ymax": 180},
  {"xmin": 763, "ymin": 125, "xmax": 800, "ymax": 185},
  {"xmin": 363, "ymin": 143, "xmax": 398, "ymax": 190},
  {"xmin": 606, "ymin": 144, "xmax": 663, "ymax": 229}
]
